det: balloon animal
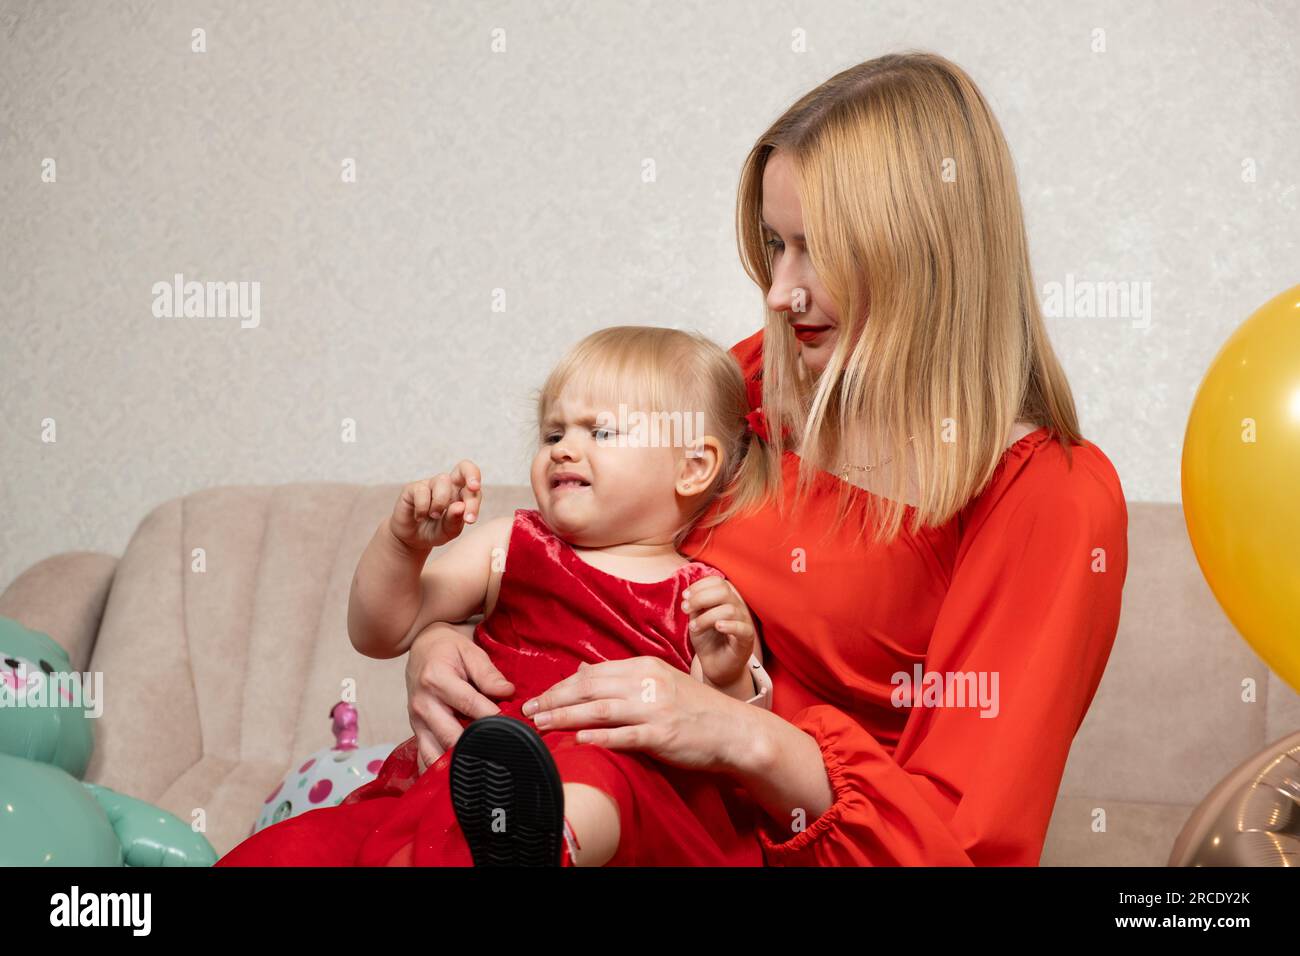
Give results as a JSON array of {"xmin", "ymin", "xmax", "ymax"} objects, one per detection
[{"xmin": 0, "ymin": 616, "xmax": 217, "ymax": 866}]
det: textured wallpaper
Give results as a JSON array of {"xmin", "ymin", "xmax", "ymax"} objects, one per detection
[{"xmin": 1, "ymin": 0, "xmax": 1297, "ymax": 589}]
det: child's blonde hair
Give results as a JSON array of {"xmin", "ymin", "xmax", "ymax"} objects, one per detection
[{"xmin": 531, "ymin": 326, "xmax": 772, "ymax": 551}]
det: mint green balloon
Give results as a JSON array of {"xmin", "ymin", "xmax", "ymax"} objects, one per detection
[
  {"xmin": 0, "ymin": 617, "xmax": 93, "ymax": 776},
  {"xmin": 0, "ymin": 617, "xmax": 217, "ymax": 866},
  {"xmin": 0, "ymin": 753, "xmax": 123, "ymax": 865}
]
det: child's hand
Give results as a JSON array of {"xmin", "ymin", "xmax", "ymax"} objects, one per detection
[
  {"xmin": 389, "ymin": 460, "xmax": 483, "ymax": 553},
  {"xmin": 681, "ymin": 575, "xmax": 757, "ymax": 692}
]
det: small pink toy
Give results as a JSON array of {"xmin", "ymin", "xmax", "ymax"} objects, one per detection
[
  {"xmin": 250, "ymin": 700, "xmax": 398, "ymax": 836},
  {"xmin": 331, "ymin": 701, "xmax": 359, "ymax": 751}
]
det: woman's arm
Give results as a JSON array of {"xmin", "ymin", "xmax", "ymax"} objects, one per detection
[
  {"xmin": 743, "ymin": 451, "xmax": 1129, "ymax": 865},
  {"xmin": 723, "ymin": 703, "xmax": 836, "ymax": 823}
]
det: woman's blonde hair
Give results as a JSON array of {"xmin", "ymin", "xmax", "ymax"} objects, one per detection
[
  {"xmin": 532, "ymin": 326, "xmax": 770, "ymax": 551},
  {"xmin": 697, "ymin": 50, "xmax": 1083, "ymax": 547}
]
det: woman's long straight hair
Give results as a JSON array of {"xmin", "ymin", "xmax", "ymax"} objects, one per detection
[{"xmin": 696, "ymin": 50, "xmax": 1083, "ymax": 547}]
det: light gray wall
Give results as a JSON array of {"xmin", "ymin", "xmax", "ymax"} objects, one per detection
[{"xmin": 2, "ymin": 0, "xmax": 1297, "ymax": 589}]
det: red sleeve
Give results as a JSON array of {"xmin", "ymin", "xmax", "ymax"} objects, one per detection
[
  {"xmin": 728, "ymin": 329, "xmax": 765, "ymax": 412},
  {"xmin": 754, "ymin": 442, "xmax": 1129, "ymax": 865}
]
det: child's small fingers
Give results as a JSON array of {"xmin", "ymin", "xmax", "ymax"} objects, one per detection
[
  {"xmin": 449, "ymin": 463, "xmax": 482, "ymax": 523},
  {"xmin": 429, "ymin": 475, "xmax": 453, "ymax": 517},
  {"xmin": 442, "ymin": 501, "xmax": 466, "ymax": 530},
  {"xmin": 688, "ymin": 605, "xmax": 733, "ymax": 634},
  {"xmin": 453, "ymin": 486, "xmax": 480, "ymax": 524},
  {"xmin": 720, "ymin": 620, "xmax": 754, "ymax": 639}
]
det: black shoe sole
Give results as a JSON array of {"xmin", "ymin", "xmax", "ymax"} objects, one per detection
[{"xmin": 450, "ymin": 715, "xmax": 565, "ymax": 866}]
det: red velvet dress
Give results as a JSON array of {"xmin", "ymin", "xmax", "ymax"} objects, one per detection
[
  {"xmin": 216, "ymin": 508, "xmax": 764, "ymax": 867},
  {"xmin": 677, "ymin": 328, "xmax": 1129, "ymax": 865}
]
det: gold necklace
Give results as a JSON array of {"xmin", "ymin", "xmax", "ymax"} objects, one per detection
[{"xmin": 836, "ymin": 435, "xmax": 916, "ymax": 481}]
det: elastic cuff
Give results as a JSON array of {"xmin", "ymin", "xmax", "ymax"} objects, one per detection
[{"xmin": 755, "ymin": 711, "xmax": 855, "ymax": 864}]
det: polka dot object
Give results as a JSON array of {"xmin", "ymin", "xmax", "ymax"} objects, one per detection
[{"xmin": 250, "ymin": 740, "xmax": 398, "ymax": 835}]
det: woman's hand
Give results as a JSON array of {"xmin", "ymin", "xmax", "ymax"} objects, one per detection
[
  {"xmin": 405, "ymin": 619, "xmax": 515, "ymax": 772},
  {"xmin": 519, "ymin": 656, "xmax": 762, "ymax": 776}
]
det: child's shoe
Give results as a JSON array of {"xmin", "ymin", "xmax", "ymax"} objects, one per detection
[{"xmin": 450, "ymin": 715, "xmax": 565, "ymax": 866}]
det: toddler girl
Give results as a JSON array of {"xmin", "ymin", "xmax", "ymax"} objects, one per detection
[{"xmin": 217, "ymin": 325, "xmax": 772, "ymax": 867}]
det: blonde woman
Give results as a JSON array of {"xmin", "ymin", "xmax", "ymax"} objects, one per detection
[{"xmin": 404, "ymin": 51, "xmax": 1128, "ymax": 866}]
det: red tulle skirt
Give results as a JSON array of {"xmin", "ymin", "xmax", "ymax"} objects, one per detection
[
  {"xmin": 217, "ymin": 509, "xmax": 764, "ymax": 867},
  {"xmin": 217, "ymin": 697, "xmax": 763, "ymax": 867}
]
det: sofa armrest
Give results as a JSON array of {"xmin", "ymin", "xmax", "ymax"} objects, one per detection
[{"xmin": 0, "ymin": 551, "xmax": 119, "ymax": 671}]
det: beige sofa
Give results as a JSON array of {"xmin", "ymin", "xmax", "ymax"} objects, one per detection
[{"xmin": 3, "ymin": 481, "xmax": 1297, "ymax": 864}]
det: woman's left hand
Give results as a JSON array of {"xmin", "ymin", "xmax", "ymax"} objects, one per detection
[{"xmin": 520, "ymin": 657, "xmax": 753, "ymax": 774}]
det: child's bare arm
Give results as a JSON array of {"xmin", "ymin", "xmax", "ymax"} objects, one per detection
[
  {"xmin": 349, "ymin": 462, "xmax": 491, "ymax": 660},
  {"xmin": 348, "ymin": 514, "xmax": 510, "ymax": 660},
  {"xmin": 690, "ymin": 655, "xmax": 762, "ymax": 702},
  {"xmin": 347, "ymin": 518, "xmax": 431, "ymax": 660},
  {"xmin": 392, "ymin": 515, "xmax": 513, "ymax": 655}
]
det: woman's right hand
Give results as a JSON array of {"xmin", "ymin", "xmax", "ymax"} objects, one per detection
[
  {"xmin": 405, "ymin": 619, "xmax": 516, "ymax": 773},
  {"xmin": 389, "ymin": 460, "xmax": 483, "ymax": 553}
]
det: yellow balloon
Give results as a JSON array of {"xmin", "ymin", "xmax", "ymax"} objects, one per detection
[{"xmin": 1182, "ymin": 284, "xmax": 1300, "ymax": 694}]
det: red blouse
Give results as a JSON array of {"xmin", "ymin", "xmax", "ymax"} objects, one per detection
[{"xmin": 679, "ymin": 329, "xmax": 1129, "ymax": 866}]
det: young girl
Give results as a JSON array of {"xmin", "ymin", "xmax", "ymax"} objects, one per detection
[{"xmin": 217, "ymin": 326, "xmax": 773, "ymax": 867}]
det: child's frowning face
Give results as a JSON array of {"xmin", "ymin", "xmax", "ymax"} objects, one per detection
[{"xmin": 530, "ymin": 387, "xmax": 720, "ymax": 549}]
